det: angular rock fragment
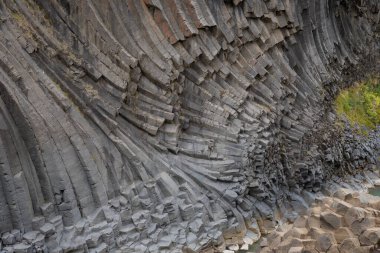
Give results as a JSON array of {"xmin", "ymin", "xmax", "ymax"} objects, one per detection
[
  {"xmin": 320, "ymin": 211, "xmax": 343, "ymax": 229},
  {"xmin": 359, "ymin": 228, "xmax": 380, "ymax": 246}
]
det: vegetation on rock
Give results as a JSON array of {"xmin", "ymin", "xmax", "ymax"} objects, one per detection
[{"xmin": 335, "ymin": 77, "xmax": 380, "ymax": 130}]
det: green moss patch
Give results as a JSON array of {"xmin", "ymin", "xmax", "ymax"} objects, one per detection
[{"xmin": 335, "ymin": 77, "xmax": 380, "ymax": 130}]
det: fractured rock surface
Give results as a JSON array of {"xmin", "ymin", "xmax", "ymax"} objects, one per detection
[
  {"xmin": 0, "ymin": 0, "xmax": 378, "ymax": 252},
  {"xmin": 260, "ymin": 184, "xmax": 380, "ymax": 253}
]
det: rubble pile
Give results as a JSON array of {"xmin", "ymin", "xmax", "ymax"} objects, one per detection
[{"xmin": 259, "ymin": 183, "xmax": 380, "ymax": 253}]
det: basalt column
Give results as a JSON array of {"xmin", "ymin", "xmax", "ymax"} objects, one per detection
[{"xmin": 0, "ymin": 0, "xmax": 378, "ymax": 252}]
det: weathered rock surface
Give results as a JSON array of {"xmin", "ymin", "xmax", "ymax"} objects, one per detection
[
  {"xmin": 260, "ymin": 186, "xmax": 380, "ymax": 253},
  {"xmin": 0, "ymin": 0, "xmax": 378, "ymax": 252}
]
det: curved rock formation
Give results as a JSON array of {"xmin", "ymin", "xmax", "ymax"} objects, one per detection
[{"xmin": 0, "ymin": 0, "xmax": 379, "ymax": 252}]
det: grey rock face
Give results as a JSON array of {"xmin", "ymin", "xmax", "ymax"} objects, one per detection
[{"xmin": 0, "ymin": 0, "xmax": 378, "ymax": 252}]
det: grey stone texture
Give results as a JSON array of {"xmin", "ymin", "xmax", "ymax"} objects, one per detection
[
  {"xmin": 0, "ymin": 0, "xmax": 378, "ymax": 252},
  {"xmin": 260, "ymin": 185, "xmax": 380, "ymax": 252}
]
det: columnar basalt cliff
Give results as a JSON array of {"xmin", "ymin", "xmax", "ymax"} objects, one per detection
[{"xmin": 0, "ymin": 0, "xmax": 379, "ymax": 252}]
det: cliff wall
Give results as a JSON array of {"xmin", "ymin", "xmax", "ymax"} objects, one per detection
[{"xmin": 0, "ymin": 0, "xmax": 379, "ymax": 252}]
